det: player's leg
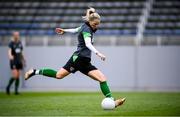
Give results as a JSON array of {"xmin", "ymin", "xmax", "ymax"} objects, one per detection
[
  {"xmin": 88, "ymin": 70, "xmax": 112, "ymax": 97},
  {"xmin": 87, "ymin": 70, "xmax": 125, "ymax": 107},
  {"xmin": 25, "ymin": 68, "xmax": 70, "ymax": 80},
  {"xmin": 6, "ymin": 69, "xmax": 18, "ymax": 95},
  {"xmin": 25, "ymin": 56, "xmax": 74, "ymax": 80},
  {"xmin": 14, "ymin": 70, "xmax": 20, "ymax": 95},
  {"xmin": 78, "ymin": 61, "xmax": 113, "ymax": 98},
  {"xmin": 6, "ymin": 61, "xmax": 16, "ymax": 94},
  {"xmin": 14, "ymin": 63, "xmax": 24, "ymax": 95}
]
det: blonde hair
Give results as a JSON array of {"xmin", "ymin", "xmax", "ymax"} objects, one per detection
[{"xmin": 82, "ymin": 7, "xmax": 101, "ymax": 22}]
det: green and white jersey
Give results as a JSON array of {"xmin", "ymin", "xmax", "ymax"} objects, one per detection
[{"xmin": 73, "ymin": 22, "xmax": 97, "ymax": 59}]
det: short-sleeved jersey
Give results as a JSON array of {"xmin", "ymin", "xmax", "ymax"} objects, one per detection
[
  {"xmin": 73, "ymin": 22, "xmax": 96, "ymax": 59},
  {"xmin": 8, "ymin": 40, "xmax": 23, "ymax": 61}
]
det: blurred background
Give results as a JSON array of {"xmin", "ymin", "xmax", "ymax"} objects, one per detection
[{"xmin": 0, "ymin": 0, "xmax": 180, "ymax": 92}]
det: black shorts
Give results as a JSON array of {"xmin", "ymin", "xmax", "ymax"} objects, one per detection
[
  {"xmin": 63, "ymin": 55, "xmax": 97, "ymax": 75},
  {"xmin": 10, "ymin": 60, "xmax": 23, "ymax": 70}
]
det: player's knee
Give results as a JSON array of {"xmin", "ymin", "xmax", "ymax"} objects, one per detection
[
  {"xmin": 56, "ymin": 72, "xmax": 65, "ymax": 79},
  {"xmin": 99, "ymin": 79, "xmax": 106, "ymax": 83},
  {"xmin": 12, "ymin": 72, "xmax": 19, "ymax": 78},
  {"xmin": 56, "ymin": 68, "xmax": 69, "ymax": 79},
  {"xmin": 99, "ymin": 75, "xmax": 107, "ymax": 83}
]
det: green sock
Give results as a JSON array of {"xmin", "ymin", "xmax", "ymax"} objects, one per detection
[
  {"xmin": 7, "ymin": 77, "xmax": 15, "ymax": 88},
  {"xmin": 100, "ymin": 81, "xmax": 112, "ymax": 98},
  {"xmin": 15, "ymin": 78, "xmax": 19, "ymax": 93},
  {"xmin": 39, "ymin": 68, "xmax": 57, "ymax": 78}
]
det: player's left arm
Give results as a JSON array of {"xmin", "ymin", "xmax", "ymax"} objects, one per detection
[{"xmin": 83, "ymin": 33, "xmax": 106, "ymax": 61}]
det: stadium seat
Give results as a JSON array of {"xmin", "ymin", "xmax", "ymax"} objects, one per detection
[
  {"xmin": 0, "ymin": 0, "xmax": 145, "ymax": 36},
  {"xmin": 1, "ymin": 0, "xmax": 179, "ymax": 36},
  {"xmin": 144, "ymin": 0, "xmax": 180, "ymax": 35}
]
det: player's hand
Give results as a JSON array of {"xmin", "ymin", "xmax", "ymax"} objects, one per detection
[
  {"xmin": 55, "ymin": 28, "xmax": 65, "ymax": 35},
  {"xmin": 9, "ymin": 55, "xmax": 14, "ymax": 60},
  {"xmin": 96, "ymin": 52, "xmax": 106, "ymax": 61}
]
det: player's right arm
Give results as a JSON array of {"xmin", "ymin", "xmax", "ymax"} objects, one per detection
[
  {"xmin": 55, "ymin": 27, "xmax": 80, "ymax": 35},
  {"xmin": 8, "ymin": 48, "xmax": 14, "ymax": 60},
  {"xmin": 8, "ymin": 42, "xmax": 14, "ymax": 60}
]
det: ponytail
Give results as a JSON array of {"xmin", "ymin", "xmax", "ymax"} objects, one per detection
[{"xmin": 82, "ymin": 7, "xmax": 101, "ymax": 22}]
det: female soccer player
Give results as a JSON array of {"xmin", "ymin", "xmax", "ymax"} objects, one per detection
[
  {"xmin": 6, "ymin": 31, "xmax": 26, "ymax": 95},
  {"xmin": 25, "ymin": 8, "xmax": 125, "ymax": 107}
]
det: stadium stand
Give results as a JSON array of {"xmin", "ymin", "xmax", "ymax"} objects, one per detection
[
  {"xmin": 0, "ymin": 0, "xmax": 179, "ymax": 45},
  {"xmin": 0, "ymin": 0, "xmax": 145, "ymax": 36},
  {"xmin": 144, "ymin": 0, "xmax": 180, "ymax": 36}
]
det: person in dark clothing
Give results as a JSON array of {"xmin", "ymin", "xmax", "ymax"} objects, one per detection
[{"xmin": 6, "ymin": 31, "xmax": 26, "ymax": 95}]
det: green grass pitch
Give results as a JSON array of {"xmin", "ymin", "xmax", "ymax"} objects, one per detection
[{"xmin": 0, "ymin": 92, "xmax": 180, "ymax": 116}]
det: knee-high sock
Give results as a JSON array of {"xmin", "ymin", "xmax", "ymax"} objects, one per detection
[
  {"xmin": 15, "ymin": 78, "xmax": 19, "ymax": 93},
  {"xmin": 37, "ymin": 68, "xmax": 57, "ymax": 78},
  {"xmin": 7, "ymin": 77, "xmax": 15, "ymax": 88},
  {"xmin": 100, "ymin": 81, "xmax": 112, "ymax": 98}
]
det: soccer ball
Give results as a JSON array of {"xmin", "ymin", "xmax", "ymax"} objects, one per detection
[{"xmin": 101, "ymin": 97, "xmax": 115, "ymax": 110}]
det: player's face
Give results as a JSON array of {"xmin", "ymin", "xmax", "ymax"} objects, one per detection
[
  {"xmin": 89, "ymin": 19, "xmax": 100, "ymax": 30},
  {"xmin": 13, "ymin": 32, "xmax": 20, "ymax": 42}
]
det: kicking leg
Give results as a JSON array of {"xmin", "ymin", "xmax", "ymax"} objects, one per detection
[
  {"xmin": 88, "ymin": 70, "xmax": 112, "ymax": 97},
  {"xmin": 88, "ymin": 70, "xmax": 125, "ymax": 107}
]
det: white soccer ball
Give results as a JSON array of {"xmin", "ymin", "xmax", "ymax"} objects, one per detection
[{"xmin": 101, "ymin": 97, "xmax": 115, "ymax": 110}]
